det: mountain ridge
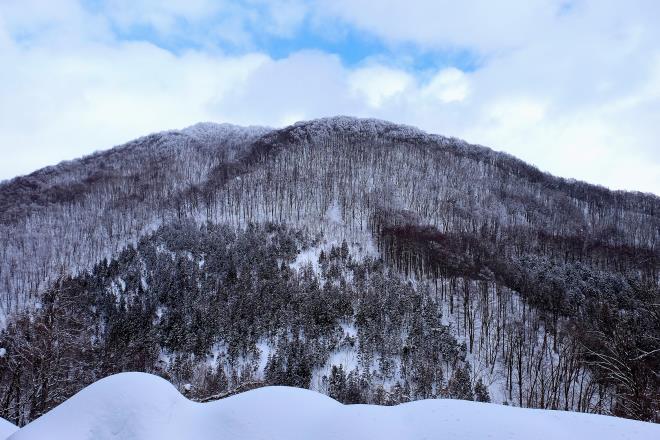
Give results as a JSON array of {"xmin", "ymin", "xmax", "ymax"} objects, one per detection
[{"xmin": 3, "ymin": 116, "xmax": 658, "ymax": 201}]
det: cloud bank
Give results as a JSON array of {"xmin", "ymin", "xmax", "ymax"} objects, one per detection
[{"xmin": 0, "ymin": 0, "xmax": 658, "ymax": 194}]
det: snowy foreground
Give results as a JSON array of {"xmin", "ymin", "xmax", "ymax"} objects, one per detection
[
  {"xmin": 0, "ymin": 418, "xmax": 17, "ymax": 440},
  {"xmin": 4, "ymin": 373, "xmax": 659, "ymax": 440}
]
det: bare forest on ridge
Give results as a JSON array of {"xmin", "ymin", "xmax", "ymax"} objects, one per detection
[{"xmin": 0, "ymin": 117, "xmax": 657, "ymax": 425}]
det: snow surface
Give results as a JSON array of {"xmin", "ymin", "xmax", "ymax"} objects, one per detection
[
  {"xmin": 8, "ymin": 373, "xmax": 659, "ymax": 440},
  {"xmin": 0, "ymin": 418, "xmax": 17, "ymax": 439}
]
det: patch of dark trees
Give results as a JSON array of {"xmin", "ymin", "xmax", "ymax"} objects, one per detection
[
  {"xmin": 374, "ymin": 210, "xmax": 659, "ymax": 422},
  {"xmin": 0, "ymin": 222, "xmax": 475, "ymax": 426}
]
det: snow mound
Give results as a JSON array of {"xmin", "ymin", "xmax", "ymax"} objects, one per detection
[
  {"xmin": 9, "ymin": 373, "xmax": 660, "ymax": 440},
  {"xmin": 0, "ymin": 418, "xmax": 17, "ymax": 440}
]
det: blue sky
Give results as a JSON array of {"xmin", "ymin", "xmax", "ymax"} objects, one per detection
[
  {"xmin": 0, "ymin": 0, "xmax": 659, "ymax": 194},
  {"xmin": 83, "ymin": 0, "xmax": 484, "ymax": 72}
]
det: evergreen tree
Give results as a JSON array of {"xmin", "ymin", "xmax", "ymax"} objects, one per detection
[
  {"xmin": 340, "ymin": 240, "xmax": 349, "ymax": 260},
  {"xmin": 448, "ymin": 364, "xmax": 474, "ymax": 401},
  {"xmin": 474, "ymin": 378, "xmax": 491, "ymax": 403},
  {"xmin": 328, "ymin": 365, "xmax": 347, "ymax": 402}
]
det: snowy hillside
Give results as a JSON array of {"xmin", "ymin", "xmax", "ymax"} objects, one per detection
[
  {"xmin": 0, "ymin": 117, "xmax": 658, "ymax": 424},
  {"xmin": 8, "ymin": 373, "xmax": 659, "ymax": 440}
]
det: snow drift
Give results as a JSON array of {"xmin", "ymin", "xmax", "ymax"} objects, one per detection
[
  {"xmin": 0, "ymin": 418, "xmax": 17, "ymax": 440},
  {"xmin": 7, "ymin": 373, "xmax": 659, "ymax": 440}
]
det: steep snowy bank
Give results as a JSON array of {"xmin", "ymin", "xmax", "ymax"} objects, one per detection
[{"xmin": 9, "ymin": 373, "xmax": 659, "ymax": 440}]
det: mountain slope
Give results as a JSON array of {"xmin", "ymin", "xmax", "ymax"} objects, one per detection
[
  {"xmin": 9, "ymin": 373, "xmax": 659, "ymax": 440},
  {"xmin": 0, "ymin": 122, "xmax": 270, "ymax": 314},
  {"xmin": 0, "ymin": 117, "xmax": 657, "ymax": 424},
  {"xmin": 1, "ymin": 116, "xmax": 657, "ymax": 314}
]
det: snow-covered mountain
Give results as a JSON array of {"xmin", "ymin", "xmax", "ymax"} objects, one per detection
[
  {"xmin": 0, "ymin": 117, "xmax": 657, "ymax": 427},
  {"xmin": 6, "ymin": 372, "xmax": 659, "ymax": 440}
]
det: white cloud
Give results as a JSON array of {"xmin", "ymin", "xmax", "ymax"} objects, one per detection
[
  {"xmin": 0, "ymin": 0, "xmax": 113, "ymax": 46},
  {"xmin": 0, "ymin": 34, "xmax": 268, "ymax": 178},
  {"xmin": 104, "ymin": 0, "xmax": 221, "ymax": 34},
  {"xmin": 0, "ymin": 0, "xmax": 658, "ymax": 195},
  {"xmin": 423, "ymin": 68, "xmax": 470, "ymax": 103},
  {"xmin": 101, "ymin": 0, "xmax": 309, "ymax": 48},
  {"xmin": 316, "ymin": 0, "xmax": 560, "ymax": 53},
  {"xmin": 349, "ymin": 66, "xmax": 413, "ymax": 108}
]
